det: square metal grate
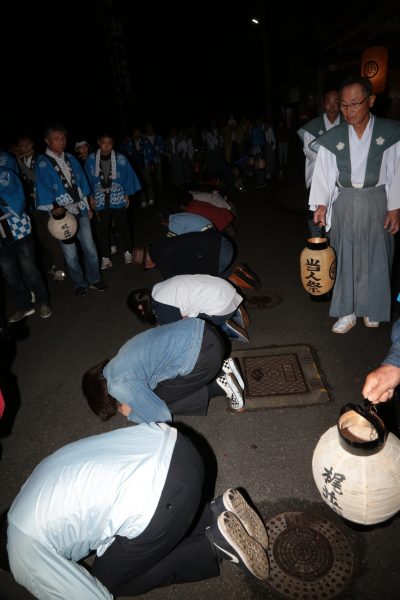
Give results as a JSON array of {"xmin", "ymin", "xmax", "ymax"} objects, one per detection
[{"xmin": 232, "ymin": 345, "xmax": 330, "ymax": 410}]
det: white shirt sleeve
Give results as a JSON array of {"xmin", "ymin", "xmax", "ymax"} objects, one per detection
[
  {"xmin": 303, "ymin": 131, "xmax": 317, "ymax": 189},
  {"xmin": 308, "ymin": 146, "xmax": 339, "ymax": 231},
  {"xmin": 383, "ymin": 143, "xmax": 400, "ymax": 210}
]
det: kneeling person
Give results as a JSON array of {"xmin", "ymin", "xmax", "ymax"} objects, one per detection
[
  {"xmin": 82, "ymin": 318, "xmax": 246, "ymax": 420},
  {"xmin": 127, "ymin": 274, "xmax": 250, "ymax": 342},
  {"xmin": 1, "ymin": 424, "xmax": 269, "ymax": 599}
]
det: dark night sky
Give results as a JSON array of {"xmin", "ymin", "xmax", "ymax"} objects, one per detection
[{"xmin": 2, "ymin": 1, "xmax": 377, "ymax": 148}]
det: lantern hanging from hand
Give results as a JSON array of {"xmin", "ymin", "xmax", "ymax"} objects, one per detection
[
  {"xmin": 361, "ymin": 46, "xmax": 388, "ymax": 94},
  {"xmin": 312, "ymin": 402, "xmax": 400, "ymax": 525},
  {"xmin": 300, "ymin": 237, "xmax": 336, "ymax": 296},
  {"xmin": 48, "ymin": 206, "xmax": 78, "ymax": 241}
]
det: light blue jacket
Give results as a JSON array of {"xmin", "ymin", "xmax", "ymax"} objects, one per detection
[
  {"xmin": 8, "ymin": 423, "xmax": 177, "ymax": 600},
  {"xmin": 104, "ymin": 318, "xmax": 205, "ymax": 423},
  {"xmin": 168, "ymin": 212, "xmax": 212, "ymax": 236}
]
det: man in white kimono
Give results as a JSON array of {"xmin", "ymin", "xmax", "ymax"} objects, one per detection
[
  {"xmin": 297, "ymin": 88, "xmax": 342, "ymax": 236},
  {"xmin": 309, "ymin": 76, "xmax": 400, "ymax": 334}
]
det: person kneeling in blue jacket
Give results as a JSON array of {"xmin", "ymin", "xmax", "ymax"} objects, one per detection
[{"xmin": 82, "ymin": 318, "xmax": 247, "ymax": 419}]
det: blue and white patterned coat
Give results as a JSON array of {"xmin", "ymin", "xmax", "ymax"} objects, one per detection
[
  {"xmin": 0, "ymin": 149, "xmax": 19, "ymax": 173},
  {"xmin": 34, "ymin": 153, "xmax": 91, "ymax": 217},
  {"xmin": 85, "ymin": 150, "xmax": 141, "ymax": 211},
  {"xmin": 0, "ymin": 167, "xmax": 31, "ymax": 242}
]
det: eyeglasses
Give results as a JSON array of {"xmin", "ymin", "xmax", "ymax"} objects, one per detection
[{"xmin": 340, "ymin": 96, "xmax": 370, "ymax": 111}]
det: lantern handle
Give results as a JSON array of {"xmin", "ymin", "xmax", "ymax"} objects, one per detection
[
  {"xmin": 338, "ymin": 401, "xmax": 387, "ymax": 453},
  {"xmin": 362, "ymin": 397, "xmax": 378, "ymax": 414}
]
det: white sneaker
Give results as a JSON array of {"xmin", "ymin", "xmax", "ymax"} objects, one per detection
[
  {"xmin": 205, "ymin": 512, "xmax": 269, "ymax": 581},
  {"xmin": 140, "ymin": 201, "xmax": 148, "ymax": 208},
  {"xmin": 111, "ymin": 245, "xmax": 117, "ymax": 255},
  {"xmin": 148, "ymin": 198, "xmax": 155, "ymax": 206},
  {"xmin": 332, "ymin": 313, "xmax": 356, "ymax": 334},
  {"xmin": 364, "ymin": 317, "xmax": 379, "ymax": 328},
  {"xmin": 101, "ymin": 257, "xmax": 113, "ymax": 270},
  {"xmin": 215, "ymin": 373, "xmax": 244, "ymax": 411},
  {"xmin": 124, "ymin": 251, "xmax": 133, "ymax": 264},
  {"xmin": 222, "ymin": 358, "xmax": 245, "ymax": 389}
]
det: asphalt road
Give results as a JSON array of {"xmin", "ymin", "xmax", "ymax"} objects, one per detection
[{"xmin": 1, "ymin": 153, "xmax": 400, "ymax": 600}]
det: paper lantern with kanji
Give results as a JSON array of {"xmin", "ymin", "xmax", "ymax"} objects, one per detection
[
  {"xmin": 48, "ymin": 207, "xmax": 78, "ymax": 241},
  {"xmin": 300, "ymin": 237, "xmax": 336, "ymax": 296},
  {"xmin": 312, "ymin": 403, "xmax": 400, "ymax": 525},
  {"xmin": 361, "ymin": 46, "xmax": 388, "ymax": 94}
]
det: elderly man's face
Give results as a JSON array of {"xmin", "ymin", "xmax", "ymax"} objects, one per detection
[{"xmin": 340, "ymin": 84, "xmax": 375, "ymax": 127}]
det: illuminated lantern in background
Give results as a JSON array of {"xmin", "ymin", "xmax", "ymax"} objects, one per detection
[
  {"xmin": 300, "ymin": 237, "xmax": 336, "ymax": 296},
  {"xmin": 361, "ymin": 46, "xmax": 388, "ymax": 94}
]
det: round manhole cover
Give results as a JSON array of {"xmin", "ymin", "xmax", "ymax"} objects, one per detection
[{"xmin": 264, "ymin": 511, "xmax": 353, "ymax": 600}]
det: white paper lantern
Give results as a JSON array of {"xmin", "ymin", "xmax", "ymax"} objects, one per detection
[
  {"xmin": 48, "ymin": 207, "xmax": 78, "ymax": 241},
  {"xmin": 312, "ymin": 405, "xmax": 400, "ymax": 525}
]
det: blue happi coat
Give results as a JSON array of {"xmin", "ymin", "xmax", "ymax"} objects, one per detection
[
  {"xmin": 85, "ymin": 150, "xmax": 141, "ymax": 210},
  {"xmin": 0, "ymin": 149, "xmax": 19, "ymax": 173},
  {"xmin": 34, "ymin": 153, "xmax": 91, "ymax": 217},
  {"xmin": 0, "ymin": 167, "xmax": 31, "ymax": 243}
]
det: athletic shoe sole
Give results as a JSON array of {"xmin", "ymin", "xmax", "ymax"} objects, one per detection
[
  {"xmin": 237, "ymin": 263, "xmax": 261, "ymax": 288},
  {"xmin": 228, "ymin": 272, "xmax": 257, "ymax": 290},
  {"xmin": 232, "ymin": 305, "xmax": 250, "ymax": 330},
  {"xmin": 218, "ymin": 489, "xmax": 269, "ymax": 549},
  {"xmin": 222, "ymin": 358, "xmax": 245, "ymax": 389},
  {"xmin": 215, "ymin": 512, "xmax": 269, "ymax": 580},
  {"xmin": 222, "ymin": 320, "xmax": 249, "ymax": 343}
]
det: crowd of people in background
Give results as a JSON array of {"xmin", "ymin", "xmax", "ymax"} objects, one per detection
[{"xmin": 0, "ymin": 111, "xmax": 288, "ymax": 332}]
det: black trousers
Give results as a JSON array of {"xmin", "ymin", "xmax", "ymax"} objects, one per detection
[
  {"xmin": 154, "ymin": 321, "xmax": 226, "ymax": 416},
  {"xmin": 92, "ymin": 432, "xmax": 220, "ymax": 596},
  {"xmin": 152, "ymin": 299, "xmax": 233, "ymax": 327},
  {"xmin": 148, "ymin": 230, "xmax": 225, "ymax": 278},
  {"xmin": 94, "ymin": 207, "xmax": 132, "ymax": 258}
]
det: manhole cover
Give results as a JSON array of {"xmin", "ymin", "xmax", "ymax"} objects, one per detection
[
  {"xmin": 264, "ymin": 511, "xmax": 353, "ymax": 600},
  {"xmin": 247, "ymin": 293, "xmax": 281, "ymax": 309},
  {"xmin": 232, "ymin": 345, "xmax": 330, "ymax": 409},
  {"xmin": 245, "ymin": 353, "xmax": 308, "ymax": 396}
]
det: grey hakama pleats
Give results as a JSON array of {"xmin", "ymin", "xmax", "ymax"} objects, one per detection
[{"xmin": 329, "ymin": 186, "xmax": 394, "ymax": 322}]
